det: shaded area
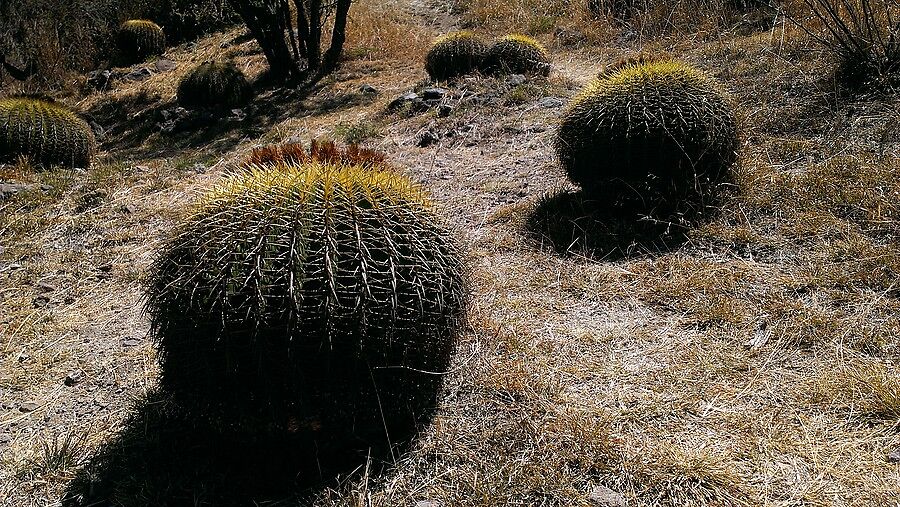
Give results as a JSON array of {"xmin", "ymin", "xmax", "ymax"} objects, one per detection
[
  {"xmin": 83, "ymin": 71, "xmax": 380, "ymax": 163},
  {"xmin": 525, "ymin": 189, "xmax": 714, "ymax": 261},
  {"xmin": 63, "ymin": 385, "xmax": 435, "ymax": 506}
]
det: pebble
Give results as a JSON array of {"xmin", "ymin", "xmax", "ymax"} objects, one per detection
[
  {"xmin": 65, "ymin": 370, "xmax": 85, "ymax": 387},
  {"xmin": 538, "ymin": 96, "xmax": 566, "ymax": 108},
  {"xmin": 422, "ymin": 87, "xmax": 448, "ymax": 101},
  {"xmin": 123, "ymin": 339, "xmax": 141, "ymax": 347},
  {"xmin": 589, "ymin": 485, "xmax": 626, "ymax": 506},
  {"xmin": 507, "ymin": 74, "xmax": 527, "ymax": 86},
  {"xmin": 19, "ymin": 402, "xmax": 39, "ymax": 413},
  {"xmin": 888, "ymin": 448, "xmax": 900, "ymax": 463},
  {"xmin": 359, "ymin": 84, "xmax": 378, "ymax": 94},
  {"xmin": 155, "ymin": 59, "xmax": 176, "ymax": 72}
]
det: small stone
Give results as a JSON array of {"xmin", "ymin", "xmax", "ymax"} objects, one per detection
[
  {"xmin": 97, "ymin": 264, "xmax": 113, "ymax": 272},
  {"xmin": 538, "ymin": 96, "xmax": 566, "ymax": 108},
  {"xmin": 123, "ymin": 339, "xmax": 141, "ymax": 347},
  {"xmin": 124, "ymin": 67, "xmax": 153, "ymax": 82},
  {"xmin": 37, "ymin": 281, "xmax": 56, "ymax": 292},
  {"xmin": 32, "ymin": 295, "xmax": 51, "ymax": 308},
  {"xmin": 422, "ymin": 87, "xmax": 448, "ymax": 101},
  {"xmin": 415, "ymin": 501, "xmax": 439, "ymax": 507},
  {"xmin": 0, "ymin": 182, "xmax": 38, "ymax": 200},
  {"xmin": 64, "ymin": 370, "xmax": 85, "ymax": 387},
  {"xmin": 155, "ymin": 59, "xmax": 176, "ymax": 72},
  {"xmin": 359, "ymin": 84, "xmax": 378, "ymax": 94},
  {"xmin": 506, "ymin": 74, "xmax": 527, "ymax": 86},
  {"xmin": 589, "ymin": 485, "xmax": 626, "ymax": 507},
  {"xmin": 0, "ymin": 433, "xmax": 11, "ymax": 444},
  {"xmin": 17, "ymin": 353, "xmax": 29, "ymax": 363},
  {"xmin": 19, "ymin": 402, "xmax": 39, "ymax": 413},
  {"xmin": 388, "ymin": 92, "xmax": 419, "ymax": 110},
  {"xmin": 437, "ymin": 104, "xmax": 453, "ymax": 117},
  {"xmin": 888, "ymin": 448, "xmax": 900, "ymax": 463},
  {"xmin": 417, "ymin": 130, "xmax": 440, "ymax": 147}
]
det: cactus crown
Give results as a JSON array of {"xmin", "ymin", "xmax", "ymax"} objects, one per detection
[
  {"xmin": 425, "ymin": 31, "xmax": 488, "ymax": 81},
  {"xmin": 177, "ymin": 61, "xmax": 253, "ymax": 108},
  {"xmin": 555, "ymin": 58, "xmax": 738, "ymax": 208},
  {"xmin": 146, "ymin": 161, "xmax": 467, "ymax": 433},
  {"xmin": 118, "ymin": 19, "xmax": 166, "ymax": 63},
  {"xmin": 0, "ymin": 97, "xmax": 96, "ymax": 168},
  {"xmin": 246, "ymin": 140, "xmax": 388, "ymax": 169},
  {"xmin": 482, "ymin": 33, "xmax": 551, "ymax": 76}
]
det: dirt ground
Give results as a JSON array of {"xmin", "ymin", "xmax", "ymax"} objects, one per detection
[{"xmin": 1, "ymin": 0, "xmax": 899, "ymax": 505}]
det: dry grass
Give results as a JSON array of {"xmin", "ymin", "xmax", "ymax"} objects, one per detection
[{"xmin": 2, "ymin": 0, "xmax": 900, "ymax": 505}]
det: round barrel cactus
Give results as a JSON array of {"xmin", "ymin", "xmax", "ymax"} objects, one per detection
[
  {"xmin": 482, "ymin": 34, "xmax": 551, "ymax": 76},
  {"xmin": 177, "ymin": 61, "xmax": 253, "ymax": 108},
  {"xmin": 0, "ymin": 97, "xmax": 96, "ymax": 168},
  {"xmin": 554, "ymin": 59, "xmax": 738, "ymax": 205},
  {"xmin": 117, "ymin": 20, "xmax": 166, "ymax": 63},
  {"xmin": 145, "ymin": 162, "xmax": 468, "ymax": 443},
  {"xmin": 425, "ymin": 31, "xmax": 487, "ymax": 81}
]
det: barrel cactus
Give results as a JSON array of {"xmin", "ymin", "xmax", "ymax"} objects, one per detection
[
  {"xmin": 117, "ymin": 20, "xmax": 166, "ymax": 63},
  {"xmin": 177, "ymin": 61, "xmax": 253, "ymax": 108},
  {"xmin": 482, "ymin": 34, "xmax": 551, "ymax": 76},
  {"xmin": 425, "ymin": 31, "xmax": 487, "ymax": 81},
  {"xmin": 145, "ymin": 162, "xmax": 467, "ymax": 443},
  {"xmin": 554, "ymin": 58, "xmax": 738, "ymax": 207},
  {"xmin": 0, "ymin": 96, "xmax": 96, "ymax": 168}
]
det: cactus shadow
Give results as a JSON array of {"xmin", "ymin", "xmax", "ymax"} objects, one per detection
[
  {"xmin": 525, "ymin": 189, "xmax": 709, "ymax": 261},
  {"xmin": 61, "ymin": 387, "xmax": 434, "ymax": 506}
]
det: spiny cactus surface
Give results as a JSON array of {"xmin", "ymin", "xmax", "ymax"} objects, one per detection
[
  {"xmin": 554, "ymin": 59, "xmax": 738, "ymax": 206},
  {"xmin": 246, "ymin": 140, "xmax": 387, "ymax": 169},
  {"xmin": 0, "ymin": 97, "xmax": 96, "ymax": 168},
  {"xmin": 145, "ymin": 162, "xmax": 467, "ymax": 440},
  {"xmin": 118, "ymin": 20, "xmax": 166, "ymax": 62},
  {"xmin": 482, "ymin": 34, "xmax": 551, "ymax": 76},
  {"xmin": 425, "ymin": 31, "xmax": 487, "ymax": 81},
  {"xmin": 177, "ymin": 61, "xmax": 253, "ymax": 108}
]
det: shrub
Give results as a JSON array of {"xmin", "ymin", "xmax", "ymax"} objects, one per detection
[
  {"xmin": 425, "ymin": 31, "xmax": 487, "ymax": 81},
  {"xmin": 554, "ymin": 58, "xmax": 738, "ymax": 208},
  {"xmin": 117, "ymin": 20, "xmax": 166, "ymax": 63},
  {"xmin": 145, "ymin": 162, "xmax": 468, "ymax": 442},
  {"xmin": 0, "ymin": 97, "xmax": 96, "ymax": 168},
  {"xmin": 176, "ymin": 61, "xmax": 253, "ymax": 108},
  {"xmin": 482, "ymin": 34, "xmax": 551, "ymax": 76},
  {"xmin": 791, "ymin": 0, "xmax": 899, "ymax": 89}
]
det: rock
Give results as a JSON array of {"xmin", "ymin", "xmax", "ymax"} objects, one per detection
[
  {"xmin": 527, "ymin": 123, "xmax": 549, "ymax": 133},
  {"xmin": 889, "ymin": 448, "xmax": 900, "ymax": 463},
  {"xmin": 0, "ymin": 182, "xmax": 38, "ymax": 200},
  {"xmin": 123, "ymin": 339, "xmax": 141, "ymax": 347},
  {"xmin": 32, "ymin": 295, "xmax": 51, "ymax": 308},
  {"xmin": 123, "ymin": 67, "xmax": 153, "ymax": 82},
  {"xmin": 589, "ymin": 485, "xmax": 626, "ymax": 506},
  {"xmin": 359, "ymin": 84, "xmax": 379, "ymax": 94},
  {"xmin": 19, "ymin": 402, "xmax": 39, "ymax": 413},
  {"xmin": 415, "ymin": 502, "xmax": 439, "ymax": 507},
  {"xmin": 437, "ymin": 104, "xmax": 453, "ymax": 118},
  {"xmin": 506, "ymin": 74, "xmax": 527, "ymax": 86},
  {"xmin": 37, "ymin": 281, "xmax": 56, "ymax": 292},
  {"xmin": 0, "ymin": 433, "xmax": 11, "ymax": 444},
  {"xmin": 389, "ymin": 92, "xmax": 419, "ymax": 109},
  {"xmin": 64, "ymin": 370, "xmax": 85, "ymax": 387},
  {"xmin": 417, "ymin": 130, "xmax": 440, "ymax": 147},
  {"xmin": 538, "ymin": 96, "xmax": 566, "ymax": 108},
  {"xmin": 155, "ymin": 59, "xmax": 176, "ymax": 72},
  {"xmin": 422, "ymin": 87, "xmax": 448, "ymax": 101},
  {"xmin": 228, "ymin": 109, "xmax": 247, "ymax": 122},
  {"xmin": 87, "ymin": 69, "xmax": 113, "ymax": 90}
]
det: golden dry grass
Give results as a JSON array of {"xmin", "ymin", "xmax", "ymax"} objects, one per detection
[{"xmin": 1, "ymin": 0, "xmax": 900, "ymax": 505}]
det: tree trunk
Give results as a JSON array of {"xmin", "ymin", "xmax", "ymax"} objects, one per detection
[{"xmin": 322, "ymin": 0, "xmax": 352, "ymax": 73}]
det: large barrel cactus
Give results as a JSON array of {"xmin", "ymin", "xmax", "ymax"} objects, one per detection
[
  {"xmin": 482, "ymin": 34, "xmax": 551, "ymax": 76},
  {"xmin": 554, "ymin": 58, "xmax": 738, "ymax": 206},
  {"xmin": 117, "ymin": 20, "xmax": 166, "ymax": 63},
  {"xmin": 425, "ymin": 31, "xmax": 487, "ymax": 81},
  {"xmin": 177, "ymin": 61, "xmax": 253, "ymax": 108},
  {"xmin": 0, "ymin": 97, "xmax": 96, "ymax": 168},
  {"xmin": 145, "ymin": 162, "xmax": 467, "ymax": 444}
]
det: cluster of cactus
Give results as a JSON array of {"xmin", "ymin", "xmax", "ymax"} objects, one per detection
[
  {"xmin": 425, "ymin": 32, "xmax": 551, "ymax": 81},
  {"xmin": 117, "ymin": 20, "xmax": 167, "ymax": 63},
  {"xmin": 0, "ymin": 96, "xmax": 96, "ymax": 168},
  {"xmin": 246, "ymin": 139, "xmax": 387, "ymax": 169},
  {"xmin": 554, "ymin": 57, "xmax": 738, "ymax": 207},
  {"xmin": 482, "ymin": 34, "xmax": 551, "ymax": 77},
  {"xmin": 145, "ymin": 161, "xmax": 468, "ymax": 442},
  {"xmin": 425, "ymin": 31, "xmax": 488, "ymax": 81},
  {"xmin": 177, "ymin": 61, "xmax": 253, "ymax": 108}
]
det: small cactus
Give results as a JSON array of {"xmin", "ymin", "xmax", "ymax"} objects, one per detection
[
  {"xmin": 554, "ymin": 58, "xmax": 738, "ymax": 207},
  {"xmin": 0, "ymin": 97, "xmax": 96, "ymax": 168},
  {"xmin": 118, "ymin": 20, "xmax": 166, "ymax": 63},
  {"xmin": 145, "ymin": 162, "xmax": 468, "ymax": 441},
  {"xmin": 425, "ymin": 31, "xmax": 487, "ymax": 81},
  {"xmin": 482, "ymin": 34, "xmax": 551, "ymax": 76},
  {"xmin": 177, "ymin": 61, "xmax": 253, "ymax": 108}
]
